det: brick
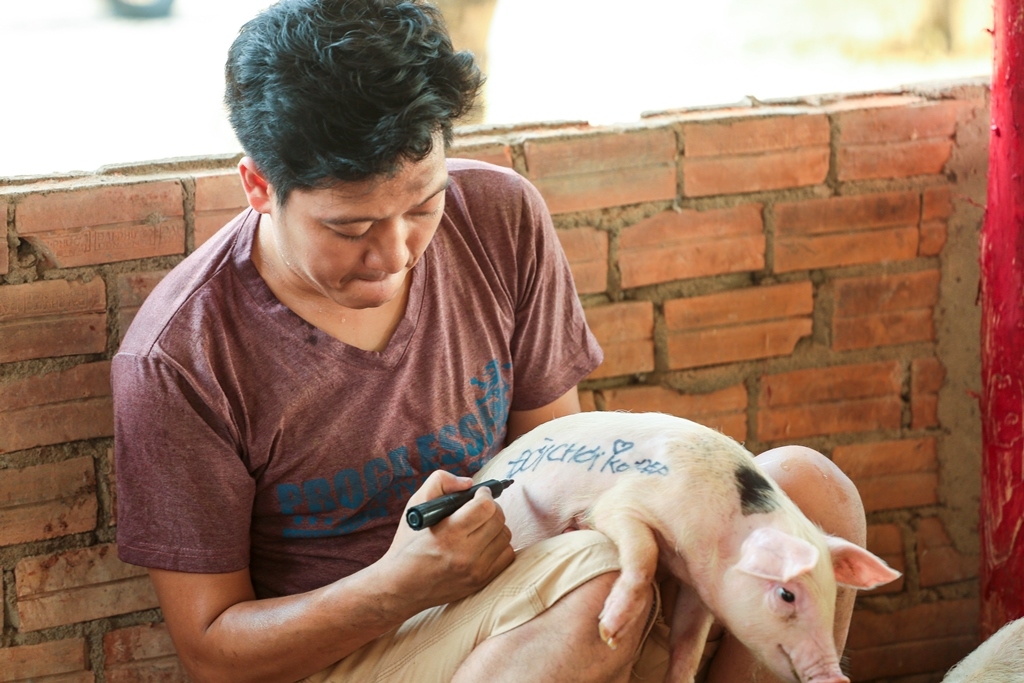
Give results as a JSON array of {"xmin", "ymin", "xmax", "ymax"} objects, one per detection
[
  {"xmin": 848, "ymin": 599, "xmax": 978, "ymax": 649},
  {"xmin": 16, "ymin": 219, "xmax": 187, "ymax": 268},
  {"xmin": 866, "ymin": 524, "xmax": 905, "ymax": 594},
  {"xmin": 831, "ymin": 309, "xmax": 937, "ymax": 352},
  {"xmin": 912, "ymin": 357, "xmax": 945, "ymax": 394},
  {"xmin": 17, "ymin": 181, "xmax": 183, "ymax": 232},
  {"xmin": 16, "ymin": 181, "xmax": 185, "ymax": 267},
  {"xmin": 104, "ymin": 623, "xmax": 188, "ymax": 683},
  {"xmin": 618, "ymin": 205, "xmax": 764, "ymax": 288},
  {"xmin": 757, "ymin": 362, "xmax": 903, "ymax": 441},
  {"xmin": 556, "ymin": 227, "xmax": 607, "ymax": 294},
  {"xmin": 775, "ymin": 192, "xmax": 920, "ymax": 236},
  {"xmin": 775, "ymin": 226, "xmax": 919, "ymax": 273},
  {"xmin": 0, "ymin": 456, "xmax": 97, "ymax": 546},
  {"xmin": 760, "ymin": 361, "xmax": 902, "ymax": 407},
  {"xmin": 912, "ymin": 358, "xmax": 945, "ymax": 430},
  {"xmin": 194, "ymin": 171, "xmax": 249, "ymax": 248},
  {"xmin": 837, "ymin": 139, "xmax": 954, "ymax": 182},
  {"xmin": 758, "ymin": 397, "xmax": 904, "ymax": 443},
  {"xmin": 16, "ymin": 543, "xmax": 158, "ymax": 631},
  {"xmin": 449, "ymin": 138, "xmax": 514, "ymax": 169},
  {"xmin": 774, "ymin": 192, "xmax": 921, "ymax": 273},
  {"xmin": 848, "ymin": 635, "xmax": 977, "ymax": 681},
  {"xmin": 524, "ymin": 129, "xmax": 677, "ymax": 214},
  {"xmin": 858, "ymin": 472, "xmax": 939, "ymax": 512},
  {"xmin": 0, "ymin": 278, "xmax": 107, "ymax": 363},
  {"xmin": 919, "ymin": 220, "xmax": 948, "ymax": 256},
  {"xmin": 833, "ymin": 271, "xmax": 940, "ymax": 350},
  {"xmin": 600, "ymin": 384, "xmax": 747, "ymax": 442},
  {"xmin": 833, "ymin": 438, "xmax": 938, "ymax": 512},
  {"xmin": 683, "ymin": 114, "xmax": 831, "ymax": 157},
  {"xmin": 117, "ymin": 270, "xmax": 169, "ymax": 342},
  {"xmin": 836, "ymin": 101, "xmax": 961, "ymax": 146},
  {"xmin": 524, "ymin": 128, "xmax": 676, "ymax": 178},
  {"xmin": 911, "ymin": 392, "xmax": 939, "ymax": 430},
  {"xmin": 194, "ymin": 171, "xmax": 246, "ymax": 213},
  {"xmin": 195, "ymin": 210, "xmax": 241, "ymax": 248},
  {"xmin": 835, "ymin": 270, "xmax": 940, "ymax": 317},
  {"xmin": 678, "ymin": 112, "xmax": 830, "ymax": 199},
  {"xmin": 583, "ymin": 302, "xmax": 654, "ymax": 379},
  {"xmin": 532, "ymin": 165, "xmax": 676, "ymax": 215},
  {"xmin": 0, "ymin": 361, "xmax": 114, "ymax": 454},
  {"xmin": 833, "ymin": 438, "xmax": 937, "ymax": 479},
  {"xmin": 0, "ymin": 638, "xmax": 91, "ymax": 682},
  {"xmin": 922, "ymin": 186, "xmax": 954, "ymax": 221},
  {"xmin": 917, "ymin": 517, "xmax": 979, "ymax": 587},
  {"xmin": 868, "ymin": 523, "xmax": 903, "ymax": 556},
  {"xmin": 665, "ymin": 283, "xmax": 813, "ymax": 369},
  {"xmin": 682, "ymin": 147, "xmax": 829, "ymax": 197},
  {"xmin": 666, "ymin": 282, "xmax": 814, "ymax": 329},
  {"xmin": 917, "ymin": 356, "xmax": 946, "ymax": 393}
]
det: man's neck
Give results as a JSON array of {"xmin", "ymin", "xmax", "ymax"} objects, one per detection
[{"xmin": 250, "ymin": 214, "xmax": 411, "ymax": 353}]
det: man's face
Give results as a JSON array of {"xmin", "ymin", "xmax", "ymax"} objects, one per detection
[{"xmin": 261, "ymin": 140, "xmax": 449, "ymax": 311}]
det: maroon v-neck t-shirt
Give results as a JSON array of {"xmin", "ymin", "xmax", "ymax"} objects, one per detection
[{"xmin": 112, "ymin": 160, "xmax": 603, "ymax": 598}]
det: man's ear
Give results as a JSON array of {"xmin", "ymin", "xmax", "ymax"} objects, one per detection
[{"xmin": 238, "ymin": 157, "xmax": 275, "ymax": 214}]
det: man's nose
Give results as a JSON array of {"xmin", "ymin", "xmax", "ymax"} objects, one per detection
[{"xmin": 364, "ymin": 218, "xmax": 410, "ymax": 273}]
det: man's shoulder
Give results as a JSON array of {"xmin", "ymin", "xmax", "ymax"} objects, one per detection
[
  {"xmin": 444, "ymin": 158, "xmax": 547, "ymax": 226},
  {"xmin": 118, "ymin": 209, "xmax": 256, "ymax": 357},
  {"xmin": 446, "ymin": 158, "xmax": 529, "ymax": 195}
]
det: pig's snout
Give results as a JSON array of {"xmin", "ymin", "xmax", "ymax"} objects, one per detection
[
  {"xmin": 803, "ymin": 674, "xmax": 849, "ymax": 683},
  {"xmin": 778, "ymin": 645, "xmax": 849, "ymax": 683}
]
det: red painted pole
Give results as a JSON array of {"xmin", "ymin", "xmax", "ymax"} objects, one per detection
[{"xmin": 979, "ymin": 0, "xmax": 1024, "ymax": 638}]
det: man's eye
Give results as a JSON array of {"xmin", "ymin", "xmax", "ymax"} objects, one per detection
[{"xmin": 326, "ymin": 224, "xmax": 367, "ymax": 240}]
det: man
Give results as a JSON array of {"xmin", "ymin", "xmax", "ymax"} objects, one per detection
[{"xmin": 113, "ymin": 1, "xmax": 866, "ymax": 681}]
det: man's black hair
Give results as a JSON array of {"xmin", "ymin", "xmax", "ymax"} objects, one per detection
[{"xmin": 225, "ymin": 0, "xmax": 482, "ymax": 204}]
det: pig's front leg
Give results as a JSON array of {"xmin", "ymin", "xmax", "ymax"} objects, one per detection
[
  {"xmin": 587, "ymin": 499, "xmax": 660, "ymax": 650},
  {"xmin": 664, "ymin": 581, "xmax": 715, "ymax": 683}
]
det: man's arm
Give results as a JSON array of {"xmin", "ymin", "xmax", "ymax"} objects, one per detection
[
  {"xmin": 504, "ymin": 386, "xmax": 583, "ymax": 446},
  {"xmin": 150, "ymin": 470, "xmax": 514, "ymax": 683}
]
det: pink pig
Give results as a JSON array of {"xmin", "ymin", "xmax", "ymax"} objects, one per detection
[{"xmin": 473, "ymin": 411, "xmax": 901, "ymax": 683}]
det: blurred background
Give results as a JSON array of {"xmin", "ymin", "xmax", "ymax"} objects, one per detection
[{"xmin": 0, "ymin": 0, "xmax": 993, "ymax": 178}]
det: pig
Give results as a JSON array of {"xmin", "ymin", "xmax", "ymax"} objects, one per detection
[
  {"xmin": 942, "ymin": 617, "xmax": 1024, "ymax": 683},
  {"xmin": 472, "ymin": 411, "xmax": 901, "ymax": 683}
]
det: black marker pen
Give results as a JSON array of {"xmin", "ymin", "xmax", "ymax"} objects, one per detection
[{"xmin": 406, "ymin": 479, "xmax": 514, "ymax": 530}]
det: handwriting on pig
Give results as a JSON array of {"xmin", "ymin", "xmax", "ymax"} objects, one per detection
[{"xmin": 502, "ymin": 438, "xmax": 670, "ymax": 478}]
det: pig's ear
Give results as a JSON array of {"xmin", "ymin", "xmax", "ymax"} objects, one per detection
[
  {"xmin": 735, "ymin": 527, "xmax": 820, "ymax": 582},
  {"xmin": 826, "ymin": 536, "xmax": 902, "ymax": 589}
]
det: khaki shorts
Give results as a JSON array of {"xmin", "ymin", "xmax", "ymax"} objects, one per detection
[{"xmin": 302, "ymin": 530, "xmax": 671, "ymax": 683}]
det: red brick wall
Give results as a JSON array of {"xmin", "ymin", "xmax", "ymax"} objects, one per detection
[{"xmin": 0, "ymin": 83, "xmax": 988, "ymax": 681}]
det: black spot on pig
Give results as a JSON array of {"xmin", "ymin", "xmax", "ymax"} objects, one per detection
[{"xmin": 736, "ymin": 465, "xmax": 779, "ymax": 515}]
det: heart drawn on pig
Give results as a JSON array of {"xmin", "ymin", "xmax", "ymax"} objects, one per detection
[{"xmin": 613, "ymin": 439, "xmax": 635, "ymax": 455}]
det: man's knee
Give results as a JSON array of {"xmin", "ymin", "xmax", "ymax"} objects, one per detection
[
  {"xmin": 754, "ymin": 445, "xmax": 866, "ymax": 547},
  {"xmin": 454, "ymin": 571, "xmax": 653, "ymax": 683}
]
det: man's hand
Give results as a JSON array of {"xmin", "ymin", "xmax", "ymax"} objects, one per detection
[
  {"xmin": 381, "ymin": 470, "xmax": 515, "ymax": 609},
  {"xmin": 150, "ymin": 472, "xmax": 513, "ymax": 683}
]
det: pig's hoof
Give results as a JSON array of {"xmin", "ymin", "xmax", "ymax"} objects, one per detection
[{"xmin": 598, "ymin": 620, "xmax": 619, "ymax": 650}]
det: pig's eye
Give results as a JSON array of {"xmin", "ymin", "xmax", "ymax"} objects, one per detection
[{"xmin": 778, "ymin": 587, "xmax": 795, "ymax": 603}]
